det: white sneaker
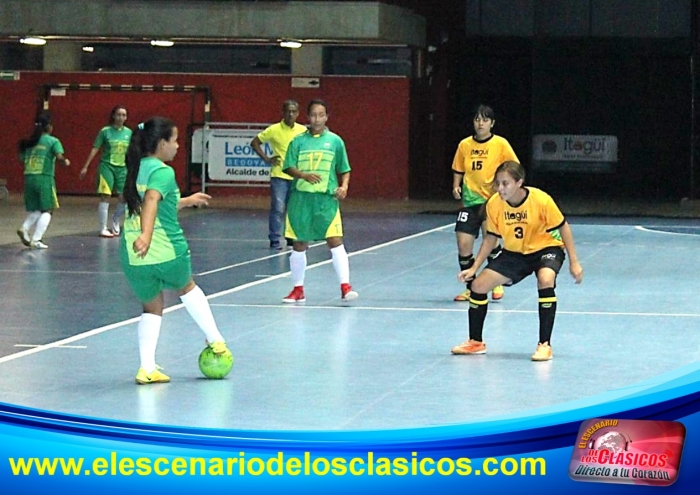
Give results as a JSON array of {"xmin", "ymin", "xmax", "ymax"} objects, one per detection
[
  {"xmin": 17, "ymin": 229, "xmax": 30, "ymax": 247},
  {"xmin": 111, "ymin": 222, "xmax": 120, "ymax": 236},
  {"xmin": 99, "ymin": 229, "xmax": 115, "ymax": 238},
  {"xmin": 30, "ymin": 240, "xmax": 48, "ymax": 249}
]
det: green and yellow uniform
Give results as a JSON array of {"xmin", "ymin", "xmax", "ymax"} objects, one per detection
[
  {"xmin": 485, "ymin": 187, "xmax": 565, "ymax": 254},
  {"xmin": 256, "ymin": 120, "xmax": 307, "ymax": 180},
  {"xmin": 120, "ymin": 157, "xmax": 191, "ymax": 302},
  {"xmin": 283, "ymin": 129, "xmax": 351, "ymax": 241},
  {"xmin": 21, "ymin": 134, "xmax": 63, "ymax": 211},
  {"xmin": 452, "ymin": 135, "xmax": 519, "ymax": 207},
  {"xmin": 94, "ymin": 126, "xmax": 132, "ymax": 195}
]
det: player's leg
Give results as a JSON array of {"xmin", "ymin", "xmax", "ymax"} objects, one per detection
[
  {"xmin": 97, "ymin": 163, "xmax": 115, "ymax": 237},
  {"xmin": 451, "ymin": 268, "xmax": 509, "ymax": 355},
  {"xmin": 135, "ymin": 293, "xmax": 170, "ymax": 384},
  {"xmin": 178, "ymin": 275, "xmax": 228, "ymax": 355},
  {"xmin": 531, "ymin": 247, "xmax": 566, "ymax": 361},
  {"xmin": 454, "ymin": 206, "xmax": 480, "ymax": 301},
  {"xmin": 111, "ymin": 166, "xmax": 127, "ymax": 235},
  {"xmin": 282, "ymin": 192, "xmax": 311, "ymax": 303},
  {"xmin": 483, "ymin": 222, "xmax": 505, "ymax": 301},
  {"xmin": 29, "ymin": 178, "xmax": 58, "ymax": 248},
  {"xmin": 18, "ymin": 178, "xmax": 41, "ymax": 246}
]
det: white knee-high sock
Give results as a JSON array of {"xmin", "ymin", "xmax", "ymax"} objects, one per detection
[
  {"xmin": 113, "ymin": 201, "xmax": 126, "ymax": 223},
  {"xmin": 138, "ymin": 313, "xmax": 162, "ymax": 372},
  {"xmin": 31, "ymin": 212, "xmax": 52, "ymax": 242},
  {"xmin": 98, "ymin": 201, "xmax": 109, "ymax": 230},
  {"xmin": 330, "ymin": 244, "xmax": 350, "ymax": 284},
  {"xmin": 22, "ymin": 211, "xmax": 41, "ymax": 232},
  {"xmin": 289, "ymin": 250, "xmax": 307, "ymax": 287},
  {"xmin": 180, "ymin": 285, "xmax": 224, "ymax": 343}
]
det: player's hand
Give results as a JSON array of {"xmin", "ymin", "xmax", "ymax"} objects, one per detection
[
  {"xmin": 79, "ymin": 166, "xmax": 88, "ymax": 179},
  {"xmin": 188, "ymin": 192, "xmax": 212, "ymax": 207},
  {"xmin": 302, "ymin": 172, "xmax": 322, "ymax": 184},
  {"xmin": 458, "ymin": 268, "xmax": 477, "ymax": 283},
  {"xmin": 133, "ymin": 235, "xmax": 151, "ymax": 258},
  {"xmin": 269, "ymin": 155, "xmax": 280, "ymax": 166},
  {"xmin": 569, "ymin": 261, "xmax": 583, "ymax": 284},
  {"xmin": 334, "ymin": 186, "xmax": 348, "ymax": 200},
  {"xmin": 64, "ymin": 159, "xmax": 70, "ymax": 167},
  {"xmin": 452, "ymin": 186, "xmax": 462, "ymax": 200}
]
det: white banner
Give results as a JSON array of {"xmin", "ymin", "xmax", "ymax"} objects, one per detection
[
  {"xmin": 193, "ymin": 128, "xmax": 273, "ymax": 182},
  {"xmin": 532, "ymin": 135, "xmax": 618, "ymax": 162}
]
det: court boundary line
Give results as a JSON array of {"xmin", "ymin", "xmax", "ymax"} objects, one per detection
[
  {"xmin": 635, "ymin": 226, "xmax": 700, "ymax": 236},
  {"xmin": 0, "ymin": 223, "xmax": 453, "ymax": 364}
]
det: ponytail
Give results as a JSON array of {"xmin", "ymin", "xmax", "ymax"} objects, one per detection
[{"xmin": 19, "ymin": 112, "xmax": 51, "ymax": 152}]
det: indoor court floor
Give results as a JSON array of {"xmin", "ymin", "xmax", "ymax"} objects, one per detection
[{"xmin": 1, "ymin": 207, "xmax": 699, "ymax": 431}]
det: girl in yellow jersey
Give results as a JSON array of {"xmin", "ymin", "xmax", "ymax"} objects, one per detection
[
  {"xmin": 451, "ymin": 161, "xmax": 583, "ymax": 361},
  {"xmin": 451, "ymin": 104, "xmax": 519, "ymax": 302}
]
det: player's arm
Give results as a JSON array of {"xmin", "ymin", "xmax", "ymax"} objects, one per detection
[
  {"xmin": 133, "ymin": 189, "xmax": 161, "ymax": 258},
  {"xmin": 80, "ymin": 147, "xmax": 100, "ymax": 179},
  {"xmin": 559, "ymin": 222, "xmax": 583, "ymax": 283},
  {"xmin": 56, "ymin": 153, "xmax": 70, "ymax": 167},
  {"xmin": 250, "ymin": 136, "xmax": 279, "ymax": 166},
  {"xmin": 335, "ymin": 171, "xmax": 350, "ymax": 199},
  {"xmin": 179, "ymin": 192, "xmax": 211, "ymax": 210},
  {"xmin": 458, "ymin": 232, "xmax": 498, "ymax": 282},
  {"xmin": 452, "ymin": 171, "xmax": 464, "ymax": 200}
]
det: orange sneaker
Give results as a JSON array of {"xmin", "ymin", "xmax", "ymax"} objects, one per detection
[
  {"xmin": 341, "ymin": 283, "xmax": 358, "ymax": 301},
  {"xmin": 282, "ymin": 286, "xmax": 306, "ymax": 303},
  {"xmin": 531, "ymin": 342, "xmax": 553, "ymax": 361},
  {"xmin": 451, "ymin": 339, "xmax": 487, "ymax": 355},
  {"xmin": 453, "ymin": 289, "xmax": 470, "ymax": 302},
  {"xmin": 491, "ymin": 285, "xmax": 504, "ymax": 301}
]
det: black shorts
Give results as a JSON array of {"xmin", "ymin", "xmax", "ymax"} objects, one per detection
[
  {"xmin": 486, "ymin": 246, "xmax": 565, "ymax": 286},
  {"xmin": 454, "ymin": 204, "xmax": 486, "ymax": 237}
]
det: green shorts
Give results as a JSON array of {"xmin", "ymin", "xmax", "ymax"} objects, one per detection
[
  {"xmin": 121, "ymin": 251, "xmax": 193, "ymax": 303},
  {"xmin": 285, "ymin": 191, "xmax": 343, "ymax": 241},
  {"xmin": 24, "ymin": 174, "xmax": 59, "ymax": 211},
  {"xmin": 97, "ymin": 163, "xmax": 126, "ymax": 196}
]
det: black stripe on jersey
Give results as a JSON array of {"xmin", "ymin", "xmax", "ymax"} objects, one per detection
[{"xmin": 546, "ymin": 218, "xmax": 566, "ymax": 233}]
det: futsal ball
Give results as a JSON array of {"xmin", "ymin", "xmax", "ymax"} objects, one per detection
[{"xmin": 198, "ymin": 346, "xmax": 233, "ymax": 379}]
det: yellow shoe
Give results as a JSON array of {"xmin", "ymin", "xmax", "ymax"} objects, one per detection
[
  {"xmin": 453, "ymin": 289, "xmax": 471, "ymax": 302},
  {"xmin": 208, "ymin": 341, "xmax": 229, "ymax": 355},
  {"xmin": 531, "ymin": 342, "xmax": 553, "ymax": 361},
  {"xmin": 135, "ymin": 366, "xmax": 171, "ymax": 384},
  {"xmin": 491, "ymin": 285, "xmax": 504, "ymax": 301},
  {"xmin": 451, "ymin": 339, "xmax": 487, "ymax": 355}
]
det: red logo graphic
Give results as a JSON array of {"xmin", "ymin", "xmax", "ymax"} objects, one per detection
[{"xmin": 569, "ymin": 418, "xmax": 685, "ymax": 486}]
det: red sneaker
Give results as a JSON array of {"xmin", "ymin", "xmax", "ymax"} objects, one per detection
[
  {"xmin": 282, "ymin": 286, "xmax": 305, "ymax": 303},
  {"xmin": 341, "ymin": 283, "xmax": 358, "ymax": 301}
]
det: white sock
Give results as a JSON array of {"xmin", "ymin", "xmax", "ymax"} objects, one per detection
[
  {"xmin": 22, "ymin": 211, "xmax": 41, "ymax": 232},
  {"xmin": 113, "ymin": 202, "xmax": 126, "ymax": 225},
  {"xmin": 98, "ymin": 201, "xmax": 109, "ymax": 230},
  {"xmin": 31, "ymin": 212, "xmax": 52, "ymax": 242},
  {"xmin": 180, "ymin": 285, "xmax": 224, "ymax": 343},
  {"xmin": 330, "ymin": 244, "xmax": 350, "ymax": 284},
  {"xmin": 138, "ymin": 313, "xmax": 162, "ymax": 373},
  {"xmin": 289, "ymin": 250, "xmax": 307, "ymax": 287}
]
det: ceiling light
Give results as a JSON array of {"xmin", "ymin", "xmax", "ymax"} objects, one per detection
[
  {"xmin": 82, "ymin": 46, "xmax": 94, "ymax": 53},
  {"xmin": 150, "ymin": 40, "xmax": 174, "ymax": 47},
  {"xmin": 20, "ymin": 37, "xmax": 47, "ymax": 46},
  {"xmin": 279, "ymin": 40, "xmax": 302, "ymax": 49}
]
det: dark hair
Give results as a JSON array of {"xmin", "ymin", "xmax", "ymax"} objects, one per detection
[
  {"xmin": 110, "ymin": 105, "xmax": 127, "ymax": 125},
  {"xmin": 124, "ymin": 117, "xmax": 176, "ymax": 216},
  {"xmin": 473, "ymin": 104, "xmax": 495, "ymax": 121},
  {"xmin": 18, "ymin": 112, "xmax": 52, "ymax": 152},
  {"xmin": 495, "ymin": 161, "xmax": 525, "ymax": 183},
  {"xmin": 307, "ymin": 98, "xmax": 328, "ymax": 114},
  {"xmin": 282, "ymin": 100, "xmax": 299, "ymax": 112}
]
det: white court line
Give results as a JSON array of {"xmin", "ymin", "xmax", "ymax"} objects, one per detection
[
  {"xmin": 0, "ymin": 223, "xmax": 452, "ymax": 364},
  {"xmin": 14, "ymin": 344, "xmax": 87, "ymax": 349},
  {"xmin": 209, "ymin": 303, "xmax": 700, "ymax": 318},
  {"xmin": 195, "ymin": 242, "xmax": 325, "ymax": 276},
  {"xmin": 0, "ymin": 270, "xmax": 121, "ymax": 275},
  {"xmin": 635, "ymin": 226, "xmax": 700, "ymax": 237}
]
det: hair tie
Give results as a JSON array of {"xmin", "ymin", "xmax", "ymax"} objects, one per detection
[{"xmin": 137, "ymin": 122, "xmax": 145, "ymax": 130}]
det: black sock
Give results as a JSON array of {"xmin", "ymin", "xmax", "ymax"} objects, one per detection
[
  {"xmin": 538, "ymin": 288, "xmax": 557, "ymax": 344},
  {"xmin": 468, "ymin": 292, "xmax": 488, "ymax": 341},
  {"xmin": 459, "ymin": 255, "xmax": 474, "ymax": 291}
]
